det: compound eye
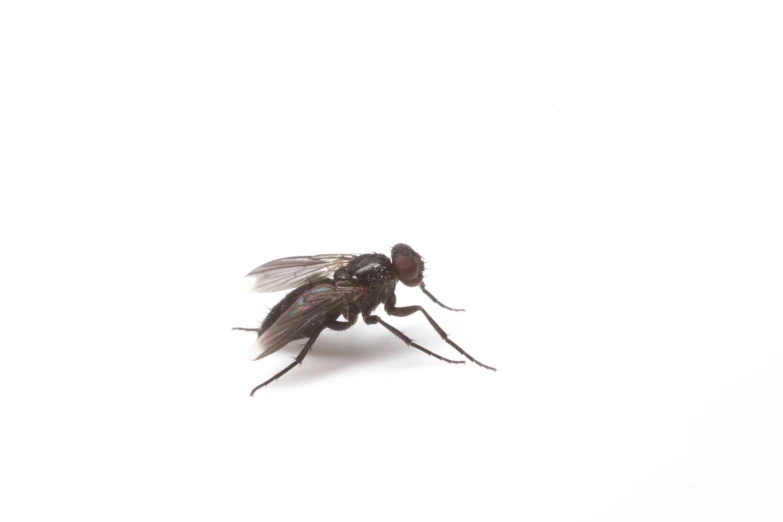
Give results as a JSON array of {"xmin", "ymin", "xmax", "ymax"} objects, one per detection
[{"xmin": 393, "ymin": 255, "xmax": 419, "ymax": 282}]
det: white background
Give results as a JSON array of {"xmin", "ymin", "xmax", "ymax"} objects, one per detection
[{"xmin": 1, "ymin": 2, "xmax": 782, "ymax": 521}]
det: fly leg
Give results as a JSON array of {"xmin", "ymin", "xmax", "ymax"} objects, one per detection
[
  {"xmin": 384, "ymin": 296, "xmax": 496, "ymax": 371},
  {"xmin": 419, "ymin": 282, "xmax": 465, "ymax": 312},
  {"xmin": 362, "ymin": 313, "xmax": 466, "ymax": 365},
  {"xmin": 248, "ymin": 319, "xmax": 354, "ymax": 396},
  {"xmin": 232, "ymin": 327, "xmax": 260, "ymax": 332}
]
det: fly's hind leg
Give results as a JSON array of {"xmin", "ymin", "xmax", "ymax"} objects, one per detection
[{"xmin": 248, "ymin": 318, "xmax": 354, "ymax": 396}]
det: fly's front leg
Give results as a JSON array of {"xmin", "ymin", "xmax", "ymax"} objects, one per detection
[
  {"xmin": 419, "ymin": 282, "xmax": 465, "ymax": 312},
  {"xmin": 384, "ymin": 295, "xmax": 496, "ymax": 371}
]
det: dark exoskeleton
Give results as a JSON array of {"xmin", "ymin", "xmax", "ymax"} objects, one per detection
[{"xmin": 234, "ymin": 243, "xmax": 495, "ymax": 395}]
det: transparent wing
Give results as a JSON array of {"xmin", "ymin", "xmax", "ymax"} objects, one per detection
[
  {"xmin": 245, "ymin": 254, "xmax": 355, "ymax": 292},
  {"xmin": 247, "ymin": 283, "xmax": 361, "ymax": 361}
]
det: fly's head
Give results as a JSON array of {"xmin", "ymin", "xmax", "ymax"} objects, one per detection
[{"xmin": 391, "ymin": 243, "xmax": 425, "ymax": 287}]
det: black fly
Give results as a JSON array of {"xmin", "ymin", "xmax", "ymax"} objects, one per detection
[{"xmin": 234, "ymin": 243, "xmax": 495, "ymax": 395}]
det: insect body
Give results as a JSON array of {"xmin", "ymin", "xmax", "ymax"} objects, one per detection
[{"xmin": 234, "ymin": 243, "xmax": 495, "ymax": 395}]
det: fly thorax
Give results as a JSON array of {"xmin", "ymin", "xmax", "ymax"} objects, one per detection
[{"xmin": 352, "ymin": 259, "xmax": 395, "ymax": 286}]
